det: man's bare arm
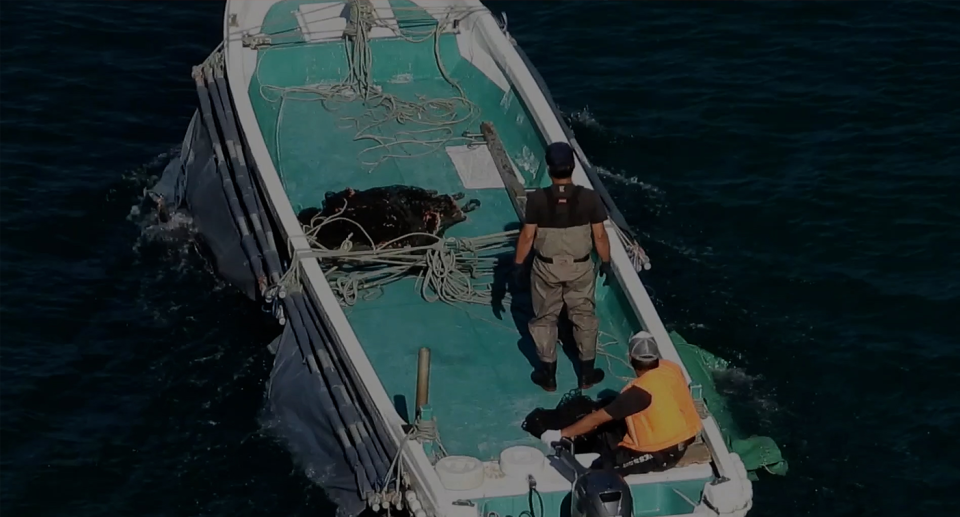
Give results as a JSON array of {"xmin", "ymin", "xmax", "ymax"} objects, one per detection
[
  {"xmin": 515, "ymin": 223, "xmax": 537, "ymax": 265},
  {"xmin": 561, "ymin": 408, "xmax": 614, "ymax": 439},
  {"xmin": 592, "ymin": 222, "xmax": 611, "ymax": 263}
]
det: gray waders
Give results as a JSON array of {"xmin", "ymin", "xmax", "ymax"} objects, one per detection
[{"xmin": 529, "ymin": 224, "xmax": 605, "ymax": 391}]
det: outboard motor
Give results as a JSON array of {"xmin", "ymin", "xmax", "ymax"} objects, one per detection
[{"xmin": 552, "ymin": 440, "xmax": 633, "ymax": 517}]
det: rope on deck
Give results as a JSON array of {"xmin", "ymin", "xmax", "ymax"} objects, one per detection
[{"xmin": 277, "ymin": 207, "xmax": 519, "ymax": 308}]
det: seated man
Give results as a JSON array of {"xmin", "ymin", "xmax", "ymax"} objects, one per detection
[{"xmin": 539, "ymin": 332, "xmax": 703, "ymax": 476}]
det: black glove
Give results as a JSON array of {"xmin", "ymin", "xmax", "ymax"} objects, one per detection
[
  {"xmin": 511, "ymin": 263, "xmax": 525, "ymax": 286},
  {"xmin": 598, "ymin": 262, "xmax": 613, "ymax": 278}
]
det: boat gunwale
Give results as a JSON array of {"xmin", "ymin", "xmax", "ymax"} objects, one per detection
[{"xmin": 223, "ymin": 1, "xmax": 752, "ymax": 515}]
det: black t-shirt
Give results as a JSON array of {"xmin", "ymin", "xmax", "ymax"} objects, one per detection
[
  {"xmin": 524, "ymin": 185, "xmax": 608, "ymax": 228},
  {"xmin": 603, "ymin": 387, "xmax": 653, "ymax": 420}
]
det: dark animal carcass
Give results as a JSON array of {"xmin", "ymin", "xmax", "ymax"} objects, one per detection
[{"xmin": 297, "ymin": 185, "xmax": 481, "ymax": 250}]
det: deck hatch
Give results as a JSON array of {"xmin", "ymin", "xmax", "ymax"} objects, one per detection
[
  {"xmin": 296, "ymin": 1, "xmax": 399, "ymax": 42},
  {"xmin": 296, "ymin": 3, "xmax": 348, "ymax": 43},
  {"xmin": 446, "ymin": 144, "xmax": 522, "ymax": 190}
]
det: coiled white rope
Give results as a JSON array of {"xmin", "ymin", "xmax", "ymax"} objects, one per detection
[
  {"xmin": 612, "ymin": 224, "xmax": 652, "ymax": 272},
  {"xmin": 276, "ymin": 200, "xmax": 518, "ymax": 308},
  {"xmin": 374, "ymin": 416, "xmax": 451, "ymax": 508}
]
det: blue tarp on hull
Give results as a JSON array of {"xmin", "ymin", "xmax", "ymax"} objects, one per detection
[
  {"xmin": 150, "ymin": 110, "xmax": 258, "ymax": 300},
  {"xmin": 266, "ymin": 325, "xmax": 367, "ymax": 517},
  {"xmin": 148, "ymin": 107, "xmax": 368, "ymax": 516}
]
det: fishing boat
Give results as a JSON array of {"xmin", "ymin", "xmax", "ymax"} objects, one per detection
[{"xmin": 148, "ymin": 1, "xmax": 786, "ymax": 516}]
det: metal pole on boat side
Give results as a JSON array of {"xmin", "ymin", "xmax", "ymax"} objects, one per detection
[
  {"xmin": 416, "ymin": 347, "xmax": 431, "ymax": 413},
  {"xmin": 201, "ymin": 62, "xmax": 269, "ymax": 293},
  {"xmin": 240, "ymin": 140, "xmax": 284, "ymax": 291},
  {"xmin": 416, "ymin": 347, "xmax": 436, "ymax": 458},
  {"xmin": 300, "ymin": 293, "xmax": 394, "ymax": 471},
  {"xmin": 206, "ymin": 59, "xmax": 283, "ymax": 287},
  {"xmin": 281, "ymin": 293, "xmax": 374, "ymax": 496},
  {"xmin": 238, "ymin": 129, "xmax": 284, "ymax": 292},
  {"xmin": 191, "ymin": 65, "xmax": 264, "ymax": 290},
  {"xmin": 289, "ymin": 291, "xmax": 386, "ymax": 486}
]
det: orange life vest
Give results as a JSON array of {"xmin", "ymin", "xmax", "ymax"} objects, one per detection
[{"xmin": 619, "ymin": 359, "xmax": 703, "ymax": 453}]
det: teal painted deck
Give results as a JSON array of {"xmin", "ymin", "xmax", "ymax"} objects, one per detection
[
  {"xmin": 478, "ymin": 478, "xmax": 704, "ymax": 517},
  {"xmin": 249, "ymin": 0, "xmax": 647, "ymax": 461}
]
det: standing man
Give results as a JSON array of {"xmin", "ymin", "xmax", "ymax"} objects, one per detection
[{"xmin": 513, "ymin": 142, "xmax": 613, "ymax": 392}]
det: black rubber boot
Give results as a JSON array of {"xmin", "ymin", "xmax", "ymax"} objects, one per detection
[
  {"xmin": 579, "ymin": 359, "xmax": 605, "ymax": 390},
  {"xmin": 531, "ymin": 361, "xmax": 558, "ymax": 392}
]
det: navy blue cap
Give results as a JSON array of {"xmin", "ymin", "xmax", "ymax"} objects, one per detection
[{"xmin": 545, "ymin": 142, "xmax": 575, "ymax": 169}]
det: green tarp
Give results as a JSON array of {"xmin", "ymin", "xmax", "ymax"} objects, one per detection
[{"xmin": 671, "ymin": 331, "xmax": 788, "ymax": 480}]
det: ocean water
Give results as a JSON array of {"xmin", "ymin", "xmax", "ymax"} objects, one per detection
[{"xmin": 2, "ymin": 1, "xmax": 959, "ymax": 516}]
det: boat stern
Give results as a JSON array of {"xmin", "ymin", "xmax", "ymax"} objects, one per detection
[{"xmin": 427, "ymin": 445, "xmax": 754, "ymax": 517}]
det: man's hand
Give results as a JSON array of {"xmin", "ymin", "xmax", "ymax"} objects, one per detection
[
  {"xmin": 511, "ymin": 263, "xmax": 525, "ymax": 286},
  {"xmin": 598, "ymin": 262, "xmax": 613, "ymax": 284},
  {"xmin": 540, "ymin": 429, "xmax": 562, "ymax": 448},
  {"xmin": 514, "ymin": 223, "xmax": 537, "ymax": 266},
  {"xmin": 561, "ymin": 409, "xmax": 614, "ymax": 440}
]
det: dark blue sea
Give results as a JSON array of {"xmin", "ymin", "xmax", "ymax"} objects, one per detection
[{"xmin": 2, "ymin": 1, "xmax": 959, "ymax": 516}]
